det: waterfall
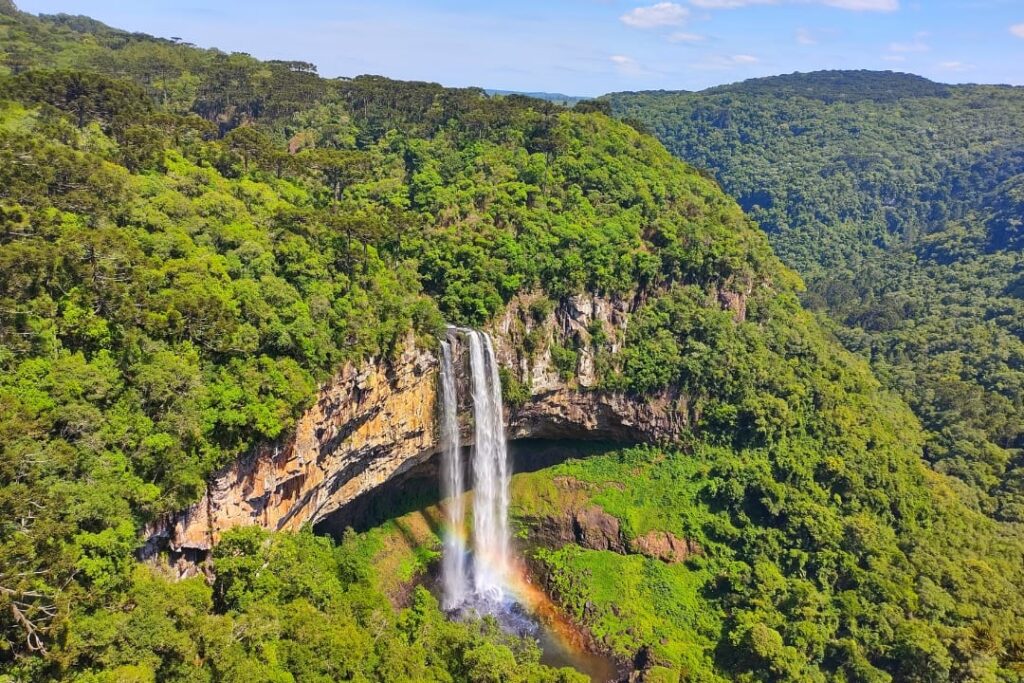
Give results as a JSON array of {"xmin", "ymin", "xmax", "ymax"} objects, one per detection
[
  {"xmin": 439, "ymin": 340, "xmax": 468, "ymax": 610},
  {"xmin": 467, "ymin": 330, "xmax": 511, "ymax": 603},
  {"xmin": 436, "ymin": 332, "xmax": 610, "ymax": 675},
  {"xmin": 438, "ymin": 329, "xmax": 512, "ymax": 610}
]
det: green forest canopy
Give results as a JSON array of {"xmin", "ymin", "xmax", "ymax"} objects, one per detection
[
  {"xmin": 0, "ymin": 8, "xmax": 1023, "ymax": 682},
  {"xmin": 606, "ymin": 71, "xmax": 1024, "ymax": 522}
]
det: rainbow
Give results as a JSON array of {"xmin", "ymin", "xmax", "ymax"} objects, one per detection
[
  {"xmin": 438, "ymin": 502, "xmax": 595, "ymax": 658},
  {"xmin": 503, "ymin": 552, "xmax": 597, "ymax": 655}
]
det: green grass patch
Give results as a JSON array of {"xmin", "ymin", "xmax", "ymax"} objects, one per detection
[
  {"xmin": 512, "ymin": 445, "xmax": 717, "ymax": 544},
  {"xmin": 534, "ymin": 545, "xmax": 721, "ymax": 676}
]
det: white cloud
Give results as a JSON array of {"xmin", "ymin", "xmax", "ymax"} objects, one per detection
[
  {"xmin": 694, "ymin": 53, "xmax": 761, "ymax": 69},
  {"xmin": 882, "ymin": 54, "xmax": 907, "ymax": 62},
  {"xmin": 668, "ymin": 31, "xmax": 707, "ymax": 42},
  {"xmin": 691, "ymin": 0, "xmax": 897, "ymax": 10},
  {"xmin": 938, "ymin": 61, "xmax": 971, "ymax": 72},
  {"xmin": 796, "ymin": 27, "xmax": 817, "ymax": 45},
  {"xmin": 621, "ymin": 2, "xmax": 690, "ymax": 28},
  {"xmin": 610, "ymin": 54, "xmax": 650, "ymax": 76},
  {"xmin": 1011, "ymin": 23, "xmax": 1024, "ymax": 38}
]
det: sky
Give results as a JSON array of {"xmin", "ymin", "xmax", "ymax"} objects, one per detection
[{"xmin": 15, "ymin": 0, "xmax": 1024, "ymax": 96}]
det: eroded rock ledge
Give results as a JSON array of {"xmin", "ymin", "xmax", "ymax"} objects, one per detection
[
  {"xmin": 527, "ymin": 506, "xmax": 700, "ymax": 564},
  {"xmin": 144, "ymin": 292, "xmax": 693, "ymax": 562},
  {"xmin": 518, "ymin": 475, "xmax": 702, "ymax": 564}
]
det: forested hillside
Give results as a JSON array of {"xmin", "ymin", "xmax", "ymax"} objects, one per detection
[
  {"xmin": 2, "ymin": 7, "xmax": 1024, "ymax": 682},
  {"xmin": 0, "ymin": 6, "xmax": 764, "ymax": 679},
  {"xmin": 607, "ymin": 71, "xmax": 1024, "ymax": 521}
]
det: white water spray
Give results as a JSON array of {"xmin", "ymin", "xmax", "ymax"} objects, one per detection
[
  {"xmin": 436, "ymin": 332, "xmax": 613, "ymax": 675},
  {"xmin": 438, "ymin": 329, "xmax": 512, "ymax": 610},
  {"xmin": 439, "ymin": 340, "xmax": 468, "ymax": 610},
  {"xmin": 467, "ymin": 330, "xmax": 511, "ymax": 603}
]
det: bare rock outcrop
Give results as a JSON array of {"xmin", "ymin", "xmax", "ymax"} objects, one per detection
[
  {"xmin": 629, "ymin": 530, "xmax": 700, "ymax": 564},
  {"xmin": 524, "ymin": 496, "xmax": 701, "ymax": 564},
  {"xmin": 145, "ymin": 341, "xmax": 440, "ymax": 555},
  {"xmin": 531, "ymin": 505, "xmax": 628, "ymax": 554}
]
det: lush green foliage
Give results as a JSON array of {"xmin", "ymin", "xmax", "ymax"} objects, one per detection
[
  {"xmin": 504, "ymin": 242, "xmax": 1024, "ymax": 679},
  {"xmin": 506, "ymin": 194, "xmax": 1024, "ymax": 679},
  {"xmin": 53, "ymin": 525, "xmax": 585, "ymax": 682},
  {"xmin": 606, "ymin": 71, "xmax": 1024, "ymax": 273},
  {"xmin": 606, "ymin": 71, "xmax": 1024, "ymax": 520},
  {"xmin": 0, "ymin": 6, "xmax": 771, "ymax": 676},
  {"xmin": 513, "ymin": 443, "xmax": 1024, "ymax": 682},
  {"xmin": 2, "ymin": 9, "xmax": 1024, "ymax": 683}
]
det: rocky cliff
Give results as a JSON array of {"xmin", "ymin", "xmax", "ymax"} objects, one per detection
[{"xmin": 145, "ymin": 292, "xmax": 692, "ymax": 562}]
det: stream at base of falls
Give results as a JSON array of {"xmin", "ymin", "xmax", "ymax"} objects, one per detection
[{"xmin": 536, "ymin": 621, "xmax": 621, "ymax": 683}]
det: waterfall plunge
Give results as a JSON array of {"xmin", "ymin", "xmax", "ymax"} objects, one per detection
[
  {"xmin": 438, "ymin": 332, "xmax": 619, "ymax": 678},
  {"xmin": 439, "ymin": 340, "xmax": 467, "ymax": 610},
  {"xmin": 467, "ymin": 330, "xmax": 511, "ymax": 603},
  {"xmin": 439, "ymin": 329, "xmax": 512, "ymax": 611}
]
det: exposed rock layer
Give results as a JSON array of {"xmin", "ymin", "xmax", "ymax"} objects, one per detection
[
  {"xmin": 146, "ymin": 293, "xmax": 691, "ymax": 558},
  {"xmin": 523, "ymin": 485, "xmax": 701, "ymax": 564}
]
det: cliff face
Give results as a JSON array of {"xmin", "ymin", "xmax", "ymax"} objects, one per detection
[
  {"xmin": 496, "ymin": 292, "xmax": 686, "ymax": 443},
  {"xmin": 147, "ymin": 293, "xmax": 691, "ymax": 559},
  {"xmin": 144, "ymin": 341, "xmax": 440, "ymax": 556}
]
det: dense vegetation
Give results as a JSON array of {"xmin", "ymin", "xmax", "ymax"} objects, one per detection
[
  {"xmin": 515, "ymin": 233, "xmax": 1024, "ymax": 679},
  {"xmin": 60, "ymin": 526, "xmax": 586, "ymax": 683},
  {"xmin": 606, "ymin": 71, "xmax": 1024, "ymax": 521},
  {"xmin": 512, "ymin": 439, "xmax": 1024, "ymax": 682},
  {"xmin": 1, "ymin": 6, "xmax": 1023, "ymax": 682},
  {"xmin": 0, "ymin": 5, "xmax": 766, "ymax": 679}
]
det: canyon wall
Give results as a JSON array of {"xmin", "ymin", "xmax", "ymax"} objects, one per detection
[{"xmin": 145, "ymin": 293, "xmax": 691, "ymax": 561}]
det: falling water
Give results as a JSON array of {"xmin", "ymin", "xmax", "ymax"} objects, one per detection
[
  {"xmin": 437, "ymin": 331, "xmax": 617, "ymax": 681},
  {"xmin": 438, "ymin": 329, "xmax": 511, "ymax": 608},
  {"xmin": 439, "ymin": 339, "xmax": 468, "ymax": 610},
  {"xmin": 467, "ymin": 330, "xmax": 511, "ymax": 603}
]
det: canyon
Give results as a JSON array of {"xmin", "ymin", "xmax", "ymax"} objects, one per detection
[{"xmin": 143, "ymin": 292, "xmax": 694, "ymax": 565}]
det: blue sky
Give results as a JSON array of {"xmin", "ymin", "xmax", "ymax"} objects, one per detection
[{"xmin": 17, "ymin": 0, "xmax": 1024, "ymax": 96}]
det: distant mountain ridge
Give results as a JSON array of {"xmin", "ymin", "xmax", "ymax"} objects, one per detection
[
  {"xmin": 699, "ymin": 69, "xmax": 953, "ymax": 101},
  {"xmin": 608, "ymin": 69, "xmax": 955, "ymax": 103},
  {"xmin": 485, "ymin": 88, "xmax": 584, "ymax": 106},
  {"xmin": 607, "ymin": 68, "xmax": 1024, "ymax": 522},
  {"xmin": 609, "ymin": 69, "xmax": 1024, "ymax": 106}
]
